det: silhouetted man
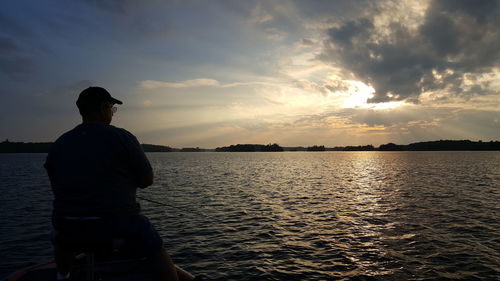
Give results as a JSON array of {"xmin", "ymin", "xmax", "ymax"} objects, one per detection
[{"xmin": 44, "ymin": 86, "xmax": 179, "ymax": 281}]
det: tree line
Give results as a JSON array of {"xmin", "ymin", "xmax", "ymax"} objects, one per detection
[
  {"xmin": 1, "ymin": 139, "xmax": 499, "ymax": 153},
  {"xmin": 215, "ymin": 143, "xmax": 284, "ymax": 152},
  {"xmin": 0, "ymin": 139, "xmax": 173, "ymax": 153}
]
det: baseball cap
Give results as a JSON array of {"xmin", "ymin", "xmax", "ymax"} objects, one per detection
[{"xmin": 76, "ymin": 87, "xmax": 122, "ymax": 112}]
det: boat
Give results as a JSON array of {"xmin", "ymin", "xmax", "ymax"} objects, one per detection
[
  {"xmin": 3, "ymin": 235, "xmax": 201, "ymax": 281},
  {"xmin": 3, "ymin": 257, "xmax": 199, "ymax": 281}
]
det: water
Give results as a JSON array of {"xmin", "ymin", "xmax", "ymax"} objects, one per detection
[{"xmin": 0, "ymin": 152, "xmax": 499, "ymax": 280}]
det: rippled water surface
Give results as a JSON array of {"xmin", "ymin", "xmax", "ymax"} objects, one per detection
[{"xmin": 1, "ymin": 152, "xmax": 499, "ymax": 280}]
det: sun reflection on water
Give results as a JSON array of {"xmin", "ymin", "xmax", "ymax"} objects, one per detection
[{"xmin": 143, "ymin": 152, "xmax": 499, "ymax": 280}]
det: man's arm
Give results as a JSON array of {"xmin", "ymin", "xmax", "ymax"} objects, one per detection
[
  {"xmin": 122, "ymin": 129, "xmax": 154, "ymax": 189},
  {"xmin": 44, "ymin": 163, "xmax": 54, "ymax": 184},
  {"xmin": 138, "ymin": 169, "xmax": 154, "ymax": 189},
  {"xmin": 44, "ymin": 151, "xmax": 55, "ymax": 184}
]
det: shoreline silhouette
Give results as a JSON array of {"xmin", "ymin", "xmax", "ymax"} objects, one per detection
[{"xmin": 1, "ymin": 139, "xmax": 499, "ymax": 153}]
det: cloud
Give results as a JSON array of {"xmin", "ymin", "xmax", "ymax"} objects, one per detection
[
  {"xmin": 264, "ymin": 27, "xmax": 286, "ymax": 41},
  {"xmin": 246, "ymin": 1, "xmax": 303, "ymax": 42},
  {"xmin": 31, "ymin": 80, "xmax": 93, "ymax": 113},
  {"xmin": 249, "ymin": 2, "xmax": 274, "ymax": 24},
  {"xmin": 285, "ymin": 104, "xmax": 500, "ymax": 146},
  {"xmin": 328, "ymin": 18, "xmax": 374, "ymax": 45},
  {"xmin": 53, "ymin": 80, "xmax": 93, "ymax": 97},
  {"xmin": 292, "ymin": 78, "xmax": 355, "ymax": 96},
  {"xmin": 78, "ymin": 0, "xmax": 133, "ymax": 14},
  {"xmin": 140, "ymin": 79, "xmax": 221, "ymax": 89},
  {"xmin": 77, "ymin": 0, "xmax": 173, "ymax": 41},
  {"xmin": 0, "ymin": 12, "xmax": 33, "ymax": 37},
  {"xmin": 135, "ymin": 116, "xmax": 284, "ymax": 147},
  {"xmin": 139, "ymin": 78, "xmax": 280, "ymax": 90},
  {"xmin": 319, "ymin": 0, "xmax": 500, "ymax": 103},
  {"xmin": 291, "ymin": 0, "xmax": 380, "ymax": 26},
  {"xmin": 0, "ymin": 36, "xmax": 35, "ymax": 80},
  {"xmin": 0, "ymin": 37, "xmax": 20, "ymax": 52},
  {"xmin": 343, "ymin": 106, "xmax": 442, "ymax": 127},
  {"xmin": 295, "ymin": 38, "xmax": 315, "ymax": 48}
]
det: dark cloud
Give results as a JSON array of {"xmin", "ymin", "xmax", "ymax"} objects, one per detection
[
  {"xmin": 55, "ymin": 80, "xmax": 93, "ymax": 97},
  {"xmin": 77, "ymin": 0, "xmax": 173, "ymax": 40},
  {"xmin": 0, "ymin": 37, "xmax": 21, "ymax": 53},
  {"xmin": 434, "ymin": 0, "xmax": 499, "ymax": 23},
  {"xmin": 320, "ymin": 0, "xmax": 500, "ymax": 103},
  {"xmin": 328, "ymin": 19, "xmax": 374, "ymax": 47},
  {"xmin": 291, "ymin": 0, "xmax": 379, "ymax": 23},
  {"xmin": 0, "ymin": 37, "xmax": 35, "ymax": 80},
  {"xmin": 0, "ymin": 12, "xmax": 37, "ymax": 80},
  {"xmin": 0, "ymin": 12, "xmax": 33, "ymax": 37},
  {"xmin": 32, "ymin": 80, "xmax": 93, "ymax": 111},
  {"xmin": 0, "ymin": 57, "xmax": 35, "ymax": 80},
  {"xmin": 78, "ymin": 0, "xmax": 131, "ymax": 13}
]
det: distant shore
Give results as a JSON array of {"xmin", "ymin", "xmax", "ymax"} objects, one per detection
[{"xmin": 1, "ymin": 139, "xmax": 499, "ymax": 153}]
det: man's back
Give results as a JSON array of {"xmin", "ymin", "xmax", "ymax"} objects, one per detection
[
  {"xmin": 45, "ymin": 123, "xmax": 151, "ymax": 218},
  {"xmin": 46, "ymin": 87, "xmax": 180, "ymax": 281}
]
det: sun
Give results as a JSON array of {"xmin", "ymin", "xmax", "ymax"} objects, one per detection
[
  {"xmin": 340, "ymin": 81, "xmax": 375, "ymax": 108},
  {"xmin": 338, "ymin": 80, "xmax": 405, "ymax": 110}
]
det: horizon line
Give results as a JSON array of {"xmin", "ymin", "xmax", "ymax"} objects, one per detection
[{"xmin": 3, "ymin": 138, "xmax": 500, "ymax": 150}]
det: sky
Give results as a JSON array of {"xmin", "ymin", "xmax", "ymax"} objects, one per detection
[{"xmin": 1, "ymin": 0, "xmax": 499, "ymax": 148}]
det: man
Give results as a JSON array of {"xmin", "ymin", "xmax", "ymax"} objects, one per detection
[{"xmin": 44, "ymin": 86, "xmax": 179, "ymax": 281}]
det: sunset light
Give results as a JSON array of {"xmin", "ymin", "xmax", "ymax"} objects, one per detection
[
  {"xmin": 1, "ymin": 2, "xmax": 499, "ymax": 281},
  {"xmin": 339, "ymin": 81, "xmax": 376, "ymax": 109},
  {"xmin": 0, "ymin": 0, "xmax": 498, "ymax": 148}
]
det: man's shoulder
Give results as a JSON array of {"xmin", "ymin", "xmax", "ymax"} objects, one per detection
[
  {"xmin": 77, "ymin": 123, "xmax": 135, "ymax": 138},
  {"xmin": 52, "ymin": 124, "xmax": 136, "ymax": 145},
  {"xmin": 107, "ymin": 125, "xmax": 137, "ymax": 140},
  {"xmin": 52, "ymin": 125, "xmax": 82, "ymax": 144}
]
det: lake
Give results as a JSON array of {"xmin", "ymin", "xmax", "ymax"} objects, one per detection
[{"xmin": 0, "ymin": 152, "xmax": 499, "ymax": 280}]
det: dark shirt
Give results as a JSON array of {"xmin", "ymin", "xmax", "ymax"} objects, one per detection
[{"xmin": 45, "ymin": 123, "xmax": 152, "ymax": 219}]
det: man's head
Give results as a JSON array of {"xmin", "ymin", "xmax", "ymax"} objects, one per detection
[{"xmin": 76, "ymin": 87, "xmax": 122, "ymax": 124}]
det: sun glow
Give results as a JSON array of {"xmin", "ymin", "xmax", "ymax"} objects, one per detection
[
  {"xmin": 337, "ymin": 80, "xmax": 406, "ymax": 110},
  {"xmin": 341, "ymin": 84, "xmax": 375, "ymax": 108},
  {"xmin": 364, "ymin": 101, "xmax": 406, "ymax": 110}
]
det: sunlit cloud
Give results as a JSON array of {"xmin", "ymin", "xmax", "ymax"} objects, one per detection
[
  {"xmin": 319, "ymin": 0, "xmax": 500, "ymax": 103},
  {"xmin": 140, "ymin": 79, "xmax": 221, "ymax": 89}
]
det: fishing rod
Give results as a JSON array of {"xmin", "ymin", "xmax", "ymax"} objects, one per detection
[
  {"xmin": 136, "ymin": 194, "xmax": 216, "ymax": 220},
  {"xmin": 136, "ymin": 194, "xmax": 172, "ymax": 207},
  {"xmin": 136, "ymin": 194, "xmax": 193, "ymax": 214},
  {"xmin": 136, "ymin": 193, "xmax": 240, "ymax": 227}
]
